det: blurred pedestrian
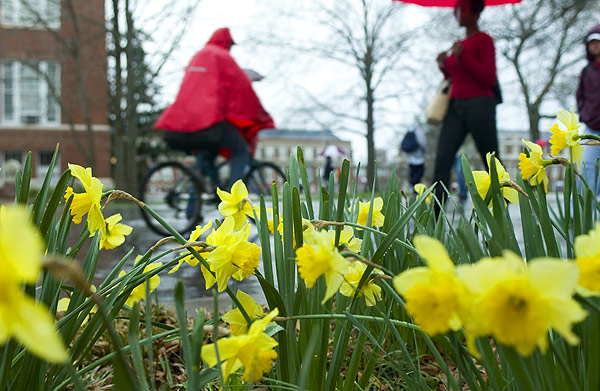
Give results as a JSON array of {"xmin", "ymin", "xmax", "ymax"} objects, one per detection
[
  {"xmin": 432, "ymin": 0, "xmax": 500, "ymax": 212},
  {"xmin": 323, "ymin": 156, "xmax": 335, "ymax": 183},
  {"xmin": 454, "ymin": 155, "xmax": 468, "ymax": 202},
  {"xmin": 401, "ymin": 125, "xmax": 427, "ymax": 189},
  {"xmin": 577, "ymin": 24, "xmax": 600, "ymax": 194}
]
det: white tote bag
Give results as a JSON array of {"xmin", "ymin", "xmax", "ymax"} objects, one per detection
[{"xmin": 426, "ymin": 80, "xmax": 451, "ymax": 126}]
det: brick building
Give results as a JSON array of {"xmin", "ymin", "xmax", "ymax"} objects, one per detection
[
  {"xmin": 255, "ymin": 129, "xmax": 352, "ymax": 189},
  {"xmin": 0, "ymin": 0, "xmax": 109, "ymax": 192}
]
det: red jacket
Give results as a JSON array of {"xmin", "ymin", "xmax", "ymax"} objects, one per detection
[
  {"xmin": 441, "ymin": 31, "xmax": 496, "ymax": 99},
  {"xmin": 154, "ymin": 28, "xmax": 275, "ymax": 152}
]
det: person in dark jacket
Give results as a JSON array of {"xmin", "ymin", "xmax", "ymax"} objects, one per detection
[
  {"xmin": 155, "ymin": 28, "xmax": 275, "ymax": 190},
  {"xmin": 577, "ymin": 24, "xmax": 600, "ymax": 194},
  {"xmin": 432, "ymin": 0, "xmax": 499, "ymax": 213}
]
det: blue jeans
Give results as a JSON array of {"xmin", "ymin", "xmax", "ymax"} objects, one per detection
[{"xmin": 580, "ymin": 127, "xmax": 600, "ymax": 195}]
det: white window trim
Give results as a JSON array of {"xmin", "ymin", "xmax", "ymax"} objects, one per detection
[
  {"xmin": 1, "ymin": 60, "xmax": 61, "ymax": 126},
  {"xmin": 1, "ymin": 0, "xmax": 61, "ymax": 30}
]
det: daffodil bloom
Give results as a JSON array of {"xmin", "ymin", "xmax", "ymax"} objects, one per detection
[
  {"xmin": 99, "ymin": 213, "xmax": 133, "ymax": 250},
  {"xmin": 169, "ymin": 221, "xmax": 212, "ymax": 274},
  {"xmin": 472, "ymin": 153, "xmax": 518, "ymax": 207},
  {"xmin": 204, "ymin": 216, "xmax": 261, "ymax": 292},
  {"xmin": 329, "ymin": 226, "xmax": 363, "ymax": 253},
  {"xmin": 119, "ymin": 261, "xmax": 162, "ymax": 307},
  {"xmin": 414, "ymin": 183, "xmax": 432, "ymax": 204},
  {"xmin": 339, "ymin": 261, "xmax": 382, "ymax": 306},
  {"xmin": 518, "ymin": 139, "xmax": 551, "ymax": 192},
  {"xmin": 296, "ymin": 228, "xmax": 349, "ymax": 303},
  {"xmin": 222, "ymin": 290, "xmax": 266, "ymax": 335},
  {"xmin": 64, "ymin": 164, "xmax": 105, "ymax": 235},
  {"xmin": 0, "ymin": 206, "xmax": 68, "ymax": 363},
  {"xmin": 57, "ymin": 285, "xmax": 98, "ymax": 325},
  {"xmin": 201, "ymin": 309, "xmax": 279, "ymax": 383},
  {"xmin": 393, "ymin": 236, "xmax": 467, "ymax": 336},
  {"xmin": 276, "ymin": 217, "xmax": 312, "ymax": 247},
  {"xmin": 574, "ymin": 223, "xmax": 600, "ymax": 296},
  {"xmin": 457, "ymin": 251, "xmax": 586, "ymax": 356},
  {"xmin": 355, "ymin": 197, "xmax": 385, "ymax": 228},
  {"xmin": 217, "ymin": 180, "xmax": 254, "ymax": 230},
  {"xmin": 549, "ymin": 109, "xmax": 583, "ymax": 168}
]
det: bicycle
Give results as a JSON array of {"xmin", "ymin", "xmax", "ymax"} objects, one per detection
[{"xmin": 139, "ymin": 154, "xmax": 286, "ymax": 236}]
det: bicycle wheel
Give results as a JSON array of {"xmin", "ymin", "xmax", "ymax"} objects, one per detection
[
  {"xmin": 244, "ymin": 161, "xmax": 287, "ymax": 199},
  {"xmin": 139, "ymin": 161, "xmax": 205, "ymax": 236}
]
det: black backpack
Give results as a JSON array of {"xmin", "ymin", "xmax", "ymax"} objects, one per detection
[{"xmin": 401, "ymin": 130, "xmax": 419, "ymax": 153}]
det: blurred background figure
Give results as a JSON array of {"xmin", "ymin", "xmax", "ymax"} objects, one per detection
[
  {"xmin": 577, "ymin": 24, "xmax": 600, "ymax": 195},
  {"xmin": 401, "ymin": 124, "xmax": 427, "ymax": 190}
]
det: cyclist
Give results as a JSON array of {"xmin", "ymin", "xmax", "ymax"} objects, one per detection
[{"xmin": 154, "ymin": 27, "xmax": 275, "ymax": 190}]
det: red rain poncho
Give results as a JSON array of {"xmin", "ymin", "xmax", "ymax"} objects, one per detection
[{"xmin": 154, "ymin": 28, "xmax": 274, "ymax": 154}]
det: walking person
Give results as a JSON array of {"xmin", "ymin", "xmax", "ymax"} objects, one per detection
[
  {"xmin": 432, "ymin": 0, "xmax": 500, "ymax": 212},
  {"xmin": 577, "ymin": 24, "xmax": 600, "ymax": 195},
  {"xmin": 401, "ymin": 125, "xmax": 427, "ymax": 189}
]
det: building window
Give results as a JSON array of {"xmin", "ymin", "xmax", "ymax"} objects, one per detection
[
  {"xmin": 1, "ymin": 0, "xmax": 60, "ymax": 29},
  {"xmin": 1, "ymin": 150, "xmax": 24, "ymax": 184},
  {"xmin": 37, "ymin": 150, "xmax": 58, "ymax": 179},
  {"xmin": 1, "ymin": 60, "xmax": 61, "ymax": 125}
]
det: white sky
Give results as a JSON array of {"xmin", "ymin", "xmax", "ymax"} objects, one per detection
[{"xmin": 137, "ymin": 0, "xmax": 577, "ymax": 162}]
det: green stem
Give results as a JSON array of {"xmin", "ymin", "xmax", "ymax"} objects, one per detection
[{"xmin": 274, "ymin": 313, "xmax": 419, "ymax": 331}]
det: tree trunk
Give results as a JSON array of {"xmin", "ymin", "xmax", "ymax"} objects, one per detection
[
  {"xmin": 123, "ymin": 0, "xmax": 139, "ymax": 194},
  {"xmin": 527, "ymin": 105, "xmax": 540, "ymax": 141},
  {"xmin": 111, "ymin": 0, "xmax": 127, "ymax": 191}
]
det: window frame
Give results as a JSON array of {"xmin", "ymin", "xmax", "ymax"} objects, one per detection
[
  {"xmin": 0, "ymin": 0, "xmax": 61, "ymax": 30},
  {"xmin": 1, "ymin": 60, "xmax": 61, "ymax": 126}
]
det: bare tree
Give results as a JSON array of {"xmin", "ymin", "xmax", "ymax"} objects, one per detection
[
  {"xmin": 107, "ymin": 0, "xmax": 200, "ymax": 193},
  {"xmin": 487, "ymin": 0, "xmax": 600, "ymax": 140},
  {"xmin": 251, "ymin": 0, "xmax": 418, "ymax": 190}
]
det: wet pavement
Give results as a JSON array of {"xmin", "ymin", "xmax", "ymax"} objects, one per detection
[{"xmin": 92, "ymin": 202, "xmax": 265, "ymax": 312}]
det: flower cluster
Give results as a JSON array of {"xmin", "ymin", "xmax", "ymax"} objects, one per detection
[
  {"xmin": 519, "ymin": 110, "xmax": 592, "ymax": 192},
  {"xmin": 64, "ymin": 164, "xmax": 132, "ymax": 250},
  {"xmin": 295, "ymin": 198, "xmax": 383, "ymax": 305},
  {"xmin": 394, "ymin": 235, "xmax": 587, "ymax": 356},
  {"xmin": 201, "ymin": 309, "xmax": 279, "ymax": 383}
]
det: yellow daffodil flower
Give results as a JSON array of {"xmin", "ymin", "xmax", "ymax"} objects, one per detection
[
  {"xmin": 414, "ymin": 183, "xmax": 432, "ymax": 204},
  {"xmin": 574, "ymin": 223, "xmax": 600, "ymax": 296},
  {"xmin": 119, "ymin": 260, "xmax": 162, "ymax": 307},
  {"xmin": 518, "ymin": 139, "xmax": 550, "ymax": 192},
  {"xmin": 222, "ymin": 290, "xmax": 266, "ymax": 336},
  {"xmin": 472, "ymin": 153, "xmax": 518, "ymax": 207},
  {"xmin": 325, "ymin": 226, "xmax": 363, "ymax": 253},
  {"xmin": 457, "ymin": 251, "xmax": 586, "ymax": 356},
  {"xmin": 393, "ymin": 236, "xmax": 468, "ymax": 336},
  {"xmin": 169, "ymin": 221, "xmax": 212, "ymax": 274},
  {"xmin": 201, "ymin": 309, "xmax": 279, "ymax": 383},
  {"xmin": 99, "ymin": 213, "xmax": 133, "ymax": 250},
  {"xmin": 339, "ymin": 261, "xmax": 382, "ymax": 306},
  {"xmin": 57, "ymin": 285, "xmax": 98, "ymax": 325},
  {"xmin": 296, "ymin": 229, "xmax": 349, "ymax": 303},
  {"xmin": 0, "ymin": 206, "xmax": 67, "ymax": 363},
  {"xmin": 355, "ymin": 197, "xmax": 385, "ymax": 228},
  {"xmin": 217, "ymin": 180, "xmax": 254, "ymax": 230},
  {"xmin": 64, "ymin": 164, "xmax": 105, "ymax": 235},
  {"xmin": 549, "ymin": 109, "xmax": 583, "ymax": 168},
  {"xmin": 204, "ymin": 216, "xmax": 261, "ymax": 292}
]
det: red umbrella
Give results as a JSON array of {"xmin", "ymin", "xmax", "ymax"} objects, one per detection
[{"xmin": 392, "ymin": 0, "xmax": 521, "ymax": 6}]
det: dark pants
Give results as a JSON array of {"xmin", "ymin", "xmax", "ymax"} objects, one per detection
[
  {"xmin": 164, "ymin": 121, "xmax": 250, "ymax": 190},
  {"xmin": 433, "ymin": 97, "xmax": 499, "ymax": 208},
  {"xmin": 409, "ymin": 164, "xmax": 425, "ymax": 187}
]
